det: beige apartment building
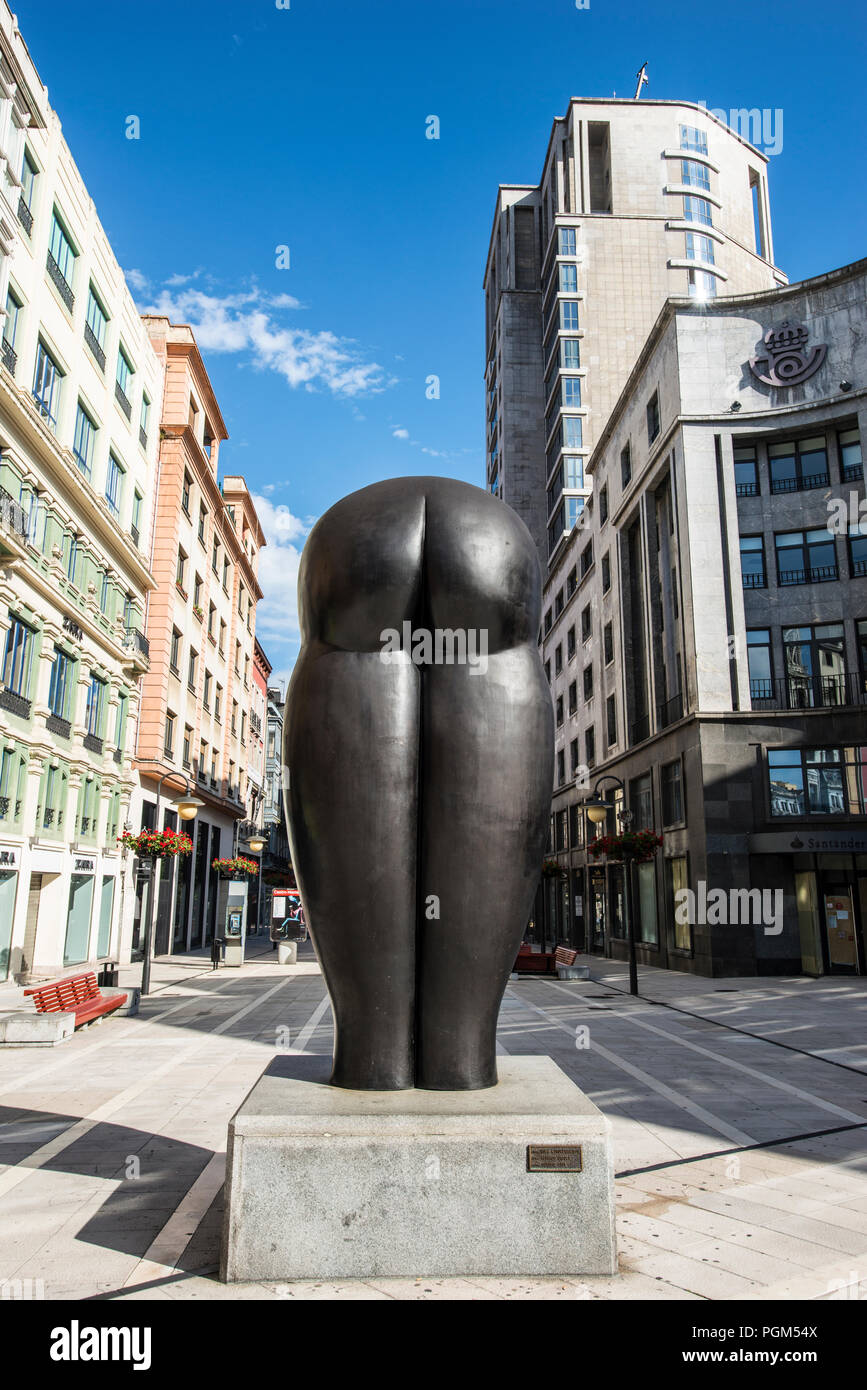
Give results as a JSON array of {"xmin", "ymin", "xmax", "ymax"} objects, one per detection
[
  {"xmin": 128, "ymin": 319, "xmax": 264, "ymax": 957},
  {"xmin": 0, "ymin": 4, "xmax": 163, "ymax": 982}
]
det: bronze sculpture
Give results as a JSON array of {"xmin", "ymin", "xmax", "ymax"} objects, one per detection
[{"xmin": 284, "ymin": 476, "xmax": 554, "ymax": 1090}]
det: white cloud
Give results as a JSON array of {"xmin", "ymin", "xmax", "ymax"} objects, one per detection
[
  {"xmin": 142, "ymin": 284, "xmax": 394, "ymax": 399},
  {"xmin": 125, "ymin": 268, "xmax": 149, "ymax": 292},
  {"xmin": 392, "ymin": 426, "xmax": 410, "ymax": 439},
  {"xmin": 251, "ymin": 494, "xmax": 314, "ymax": 675}
]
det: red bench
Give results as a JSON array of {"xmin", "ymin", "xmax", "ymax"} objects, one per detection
[
  {"xmin": 23, "ymin": 972, "xmax": 127, "ymax": 1028},
  {"xmin": 513, "ymin": 944, "xmax": 580, "ymax": 976}
]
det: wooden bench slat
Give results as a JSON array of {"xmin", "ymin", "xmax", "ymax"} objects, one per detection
[{"xmin": 24, "ymin": 972, "xmax": 126, "ymax": 1027}]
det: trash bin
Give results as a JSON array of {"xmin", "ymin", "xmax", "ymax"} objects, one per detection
[
  {"xmin": 211, "ymin": 936, "xmax": 226, "ymax": 970},
  {"xmin": 97, "ymin": 962, "xmax": 119, "ymax": 988}
]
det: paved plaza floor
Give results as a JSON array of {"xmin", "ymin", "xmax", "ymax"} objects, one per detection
[{"xmin": 1, "ymin": 941, "xmax": 865, "ymax": 1302}]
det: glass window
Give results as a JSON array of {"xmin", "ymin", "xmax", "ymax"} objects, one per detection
[
  {"xmin": 769, "ymin": 436, "xmax": 829, "ymax": 493},
  {"xmin": 583, "ymin": 663, "xmax": 593, "ymax": 700},
  {"xmin": 668, "ymin": 857, "xmax": 690, "ymax": 951},
  {"xmin": 850, "ymin": 524, "xmax": 867, "ymax": 578},
  {"xmin": 602, "ymin": 552, "xmax": 611, "ymax": 592},
  {"xmin": 116, "ymin": 347, "xmax": 133, "ymax": 396},
  {"xmin": 73, "ymin": 403, "xmax": 96, "ymax": 477},
  {"xmin": 2, "ymin": 618, "xmax": 35, "ymax": 696},
  {"xmin": 621, "ymin": 443, "xmax": 632, "ymax": 487},
  {"xmin": 733, "ymin": 444, "xmax": 758, "ymax": 496},
  {"xmin": 20, "ymin": 147, "xmax": 37, "ymax": 208},
  {"xmin": 775, "ymin": 529, "xmax": 837, "ymax": 585},
  {"xmin": 86, "ymin": 287, "xmax": 108, "ymax": 348},
  {"xmin": 32, "ymin": 340, "xmax": 63, "ymax": 429},
  {"xmin": 48, "ymin": 647, "xmax": 73, "ymax": 718},
  {"xmin": 599, "ymin": 484, "xmax": 608, "ymax": 524},
  {"xmin": 767, "ymin": 747, "xmax": 865, "ymax": 817},
  {"xmin": 687, "ymin": 268, "xmax": 717, "ymax": 300},
  {"xmin": 646, "ymin": 393, "xmax": 660, "ymax": 443},
  {"xmin": 4, "ymin": 288, "xmax": 21, "ymax": 350},
  {"xmin": 559, "ymin": 226, "xmax": 576, "ymax": 255},
  {"xmin": 783, "ymin": 623, "xmax": 845, "ymax": 709},
  {"xmin": 839, "ymin": 428, "xmax": 863, "ymax": 481},
  {"xmin": 563, "ymin": 456, "xmax": 583, "ymax": 489},
  {"xmin": 584, "ymin": 726, "xmax": 595, "ymax": 767},
  {"xmin": 662, "ymin": 760, "xmax": 684, "ymax": 825},
  {"xmin": 140, "ymin": 395, "xmax": 150, "ymax": 435},
  {"xmin": 164, "ymin": 711, "xmax": 175, "ymax": 757},
  {"xmin": 630, "ymin": 773, "xmax": 653, "ymax": 830},
  {"xmin": 636, "ymin": 861, "xmax": 658, "ymax": 945},
  {"xmin": 681, "ymin": 158, "xmax": 710, "ymax": 189},
  {"xmin": 559, "ymin": 262, "xmax": 578, "ymax": 293},
  {"xmin": 561, "ymin": 338, "xmax": 580, "ymax": 369},
  {"xmin": 683, "ymin": 194, "xmax": 713, "ymax": 227},
  {"xmin": 562, "ymin": 416, "xmax": 583, "ymax": 450},
  {"xmin": 170, "ymin": 628, "xmax": 181, "ymax": 673},
  {"xmin": 105, "ymin": 454, "xmax": 124, "ymax": 516},
  {"xmin": 560, "ymin": 300, "xmax": 579, "ymax": 331},
  {"xmin": 606, "ymin": 694, "xmax": 617, "ymax": 747},
  {"xmin": 562, "ymin": 377, "xmax": 581, "ymax": 408},
  {"xmin": 685, "ymin": 232, "xmax": 715, "ymax": 264},
  {"xmin": 680, "ymin": 125, "xmax": 708, "ymax": 154},
  {"xmin": 85, "ymin": 675, "xmax": 105, "ymax": 736},
  {"xmin": 49, "ymin": 210, "xmax": 76, "ymax": 284},
  {"xmin": 740, "ymin": 534, "xmax": 766, "ymax": 588},
  {"xmin": 746, "ymin": 628, "xmax": 773, "ymax": 704},
  {"xmin": 604, "ymin": 622, "xmax": 614, "ymax": 665}
]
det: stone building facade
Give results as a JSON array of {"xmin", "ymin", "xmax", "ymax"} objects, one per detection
[{"xmin": 542, "ymin": 259, "xmax": 867, "ymax": 976}]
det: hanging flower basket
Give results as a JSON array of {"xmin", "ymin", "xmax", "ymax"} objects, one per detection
[
  {"xmin": 118, "ymin": 827, "xmax": 193, "ymax": 858},
  {"xmin": 588, "ymin": 829, "xmax": 663, "ymax": 865},
  {"xmin": 541, "ymin": 857, "xmax": 567, "ymax": 879},
  {"xmin": 212, "ymin": 855, "xmax": 259, "ymax": 879}
]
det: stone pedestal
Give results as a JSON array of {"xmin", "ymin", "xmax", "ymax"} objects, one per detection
[{"xmin": 221, "ymin": 1055, "xmax": 617, "ymax": 1281}]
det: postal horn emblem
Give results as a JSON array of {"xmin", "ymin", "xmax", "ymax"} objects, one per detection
[{"xmin": 749, "ymin": 320, "xmax": 827, "ymax": 387}]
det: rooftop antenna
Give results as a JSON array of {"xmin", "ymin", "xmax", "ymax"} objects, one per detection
[{"xmin": 634, "ymin": 62, "xmax": 648, "ymax": 100}]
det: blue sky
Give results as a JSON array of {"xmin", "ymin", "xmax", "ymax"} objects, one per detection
[{"xmin": 18, "ymin": 0, "xmax": 867, "ymax": 682}]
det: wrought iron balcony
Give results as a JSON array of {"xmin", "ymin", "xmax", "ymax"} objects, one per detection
[
  {"xmin": 742, "ymin": 572, "xmax": 767, "ymax": 589},
  {"xmin": 46, "ymin": 713, "xmax": 71, "ymax": 739},
  {"xmin": 1, "ymin": 337, "xmax": 16, "ymax": 375},
  {"xmin": 130, "ymin": 524, "xmax": 140, "ymax": 549},
  {"xmin": 84, "ymin": 322, "xmax": 106, "ymax": 373},
  {"xmin": 0, "ymin": 686, "xmax": 31, "ymax": 719},
  {"xmin": 46, "ymin": 250, "xmax": 75, "ymax": 311},
  {"xmin": 843, "ymin": 462, "xmax": 864, "ymax": 483},
  {"xmin": 778, "ymin": 564, "xmax": 838, "ymax": 586},
  {"xmin": 749, "ymin": 671, "xmax": 867, "ymax": 712},
  {"xmin": 17, "ymin": 195, "xmax": 32, "ymax": 235},
  {"xmin": 630, "ymin": 713, "xmax": 651, "ymax": 745},
  {"xmin": 113, "ymin": 748, "xmax": 123, "ymax": 764},
  {"xmin": 43, "ymin": 809, "xmax": 55, "ymax": 827},
  {"xmin": 114, "ymin": 380, "xmax": 132, "ymax": 419},
  {"xmin": 0, "ymin": 486, "xmax": 27, "ymax": 541},
  {"xmin": 80, "ymin": 817, "xmax": 90, "ymax": 834},
  {"xmin": 0, "ymin": 795, "xmax": 9, "ymax": 819},
  {"xmin": 83, "ymin": 732, "xmax": 103, "ymax": 754},
  {"xmin": 853, "ymin": 558, "xmax": 867, "ymax": 578},
  {"xmin": 735, "ymin": 481, "xmax": 758, "ymax": 497},
  {"xmin": 139, "ymin": 425, "xmax": 148, "ymax": 450}
]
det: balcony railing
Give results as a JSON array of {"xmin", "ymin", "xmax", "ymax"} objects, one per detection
[
  {"xmin": 749, "ymin": 671, "xmax": 867, "ymax": 712},
  {"xmin": 742, "ymin": 571, "xmax": 767, "ymax": 589},
  {"xmin": 1, "ymin": 337, "xmax": 16, "ymax": 376},
  {"xmin": 84, "ymin": 322, "xmax": 106, "ymax": 373},
  {"xmin": 843, "ymin": 462, "xmax": 864, "ymax": 483},
  {"xmin": 115, "ymin": 380, "xmax": 132, "ymax": 419},
  {"xmin": 778, "ymin": 564, "xmax": 838, "ymax": 586},
  {"xmin": 0, "ymin": 795, "xmax": 9, "ymax": 819},
  {"xmin": 0, "ymin": 686, "xmax": 31, "ymax": 719},
  {"xmin": 123, "ymin": 627, "xmax": 150, "ymax": 660},
  {"xmin": 46, "ymin": 713, "xmax": 71, "ymax": 739},
  {"xmin": 0, "ymin": 486, "xmax": 27, "ymax": 540},
  {"xmin": 130, "ymin": 524, "xmax": 140, "ymax": 549},
  {"xmin": 657, "ymin": 691, "xmax": 685, "ymax": 729},
  {"xmin": 17, "ymin": 195, "xmax": 33, "ymax": 235},
  {"xmin": 770, "ymin": 472, "xmax": 830, "ymax": 495},
  {"xmin": 735, "ymin": 481, "xmax": 758, "ymax": 497},
  {"xmin": 83, "ymin": 732, "xmax": 103, "ymax": 754},
  {"xmin": 113, "ymin": 748, "xmax": 123, "ymax": 764},
  {"xmin": 139, "ymin": 425, "xmax": 148, "ymax": 450},
  {"xmin": 46, "ymin": 250, "xmax": 75, "ymax": 312},
  {"xmin": 853, "ymin": 558, "xmax": 867, "ymax": 578}
]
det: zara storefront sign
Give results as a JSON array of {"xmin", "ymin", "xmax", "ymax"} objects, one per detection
[
  {"xmin": 749, "ymin": 321, "xmax": 827, "ymax": 388},
  {"xmin": 0, "ymin": 845, "xmax": 19, "ymax": 869},
  {"xmin": 73, "ymin": 857, "xmax": 96, "ymax": 874},
  {"xmin": 750, "ymin": 831, "xmax": 867, "ymax": 854}
]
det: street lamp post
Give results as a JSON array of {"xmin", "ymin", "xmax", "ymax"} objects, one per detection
[
  {"xmin": 140, "ymin": 772, "xmax": 204, "ymax": 996},
  {"xmin": 584, "ymin": 775, "xmax": 639, "ymax": 997},
  {"xmin": 242, "ymin": 832, "xmax": 266, "ymax": 933}
]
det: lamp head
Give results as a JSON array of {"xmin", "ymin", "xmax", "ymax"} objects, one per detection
[{"xmin": 175, "ymin": 795, "xmax": 204, "ymax": 822}]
